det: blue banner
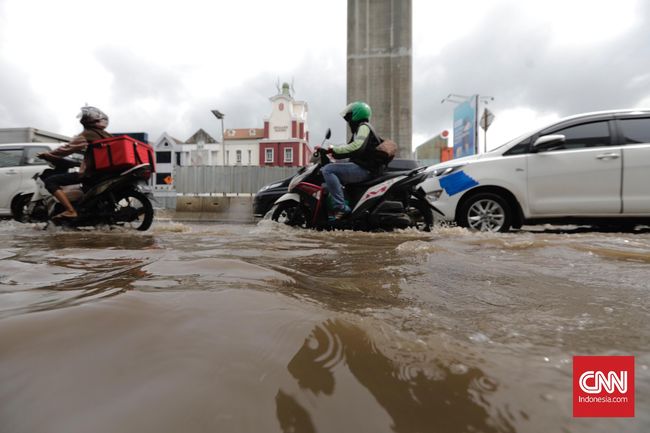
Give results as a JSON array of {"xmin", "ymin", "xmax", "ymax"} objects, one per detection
[{"xmin": 453, "ymin": 96, "xmax": 477, "ymax": 158}]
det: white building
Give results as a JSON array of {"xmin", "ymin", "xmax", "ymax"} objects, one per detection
[
  {"xmin": 152, "ymin": 129, "xmax": 222, "ymax": 192},
  {"xmin": 223, "ymin": 128, "xmax": 264, "ymax": 166}
]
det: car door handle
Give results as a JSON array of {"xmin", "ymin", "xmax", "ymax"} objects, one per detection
[
  {"xmin": 4, "ymin": 170, "xmax": 18, "ymax": 175},
  {"xmin": 596, "ymin": 153, "xmax": 620, "ymax": 160}
]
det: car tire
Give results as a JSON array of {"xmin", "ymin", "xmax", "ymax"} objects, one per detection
[{"xmin": 457, "ymin": 192, "xmax": 512, "ymax": 232}]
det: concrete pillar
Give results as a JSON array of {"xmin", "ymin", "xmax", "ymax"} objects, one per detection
[{"xmin": 347, "ymin": 0, "xmax": 412, "ymax": 159}]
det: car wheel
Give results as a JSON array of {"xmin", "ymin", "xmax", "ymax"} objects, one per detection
[
  {"xmin": 271, "ymin": 201, "xmax": 308, "ymax": 228},
  {"xmin": 457, "ymin": 192, "xmax": 512, "ymax": 232}
]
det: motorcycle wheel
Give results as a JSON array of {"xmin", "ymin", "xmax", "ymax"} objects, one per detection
[
  {"xmin": 11, "ymin": 193, "xmax": 33, "ymax": 222},
  {"xmin": 271, "ymin": 201, "xmax": 308, "ymax": 228},
  {"xmin": 407, "ymin": 198, "xmax": 434, "ymax": 232},
  {"xmin": 113, "ymin": 190, "xmax": 154, "ymax": 231}
]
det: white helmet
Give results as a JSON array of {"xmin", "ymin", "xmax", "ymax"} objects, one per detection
[{"xmin": 77, "ymin": 105, "xmax": 109, "ymax": 126}]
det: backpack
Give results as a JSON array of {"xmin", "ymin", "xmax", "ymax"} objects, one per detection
[
  {"xmin": 376, "ymin": 139, "xmax": 398, "ymax": 163},
  {"xmin": 364, "ymin": 123, "xmax": 397, "ymax": 164}
]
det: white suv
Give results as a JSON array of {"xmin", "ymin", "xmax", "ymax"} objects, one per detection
[
  {"xmin": 0, "ymin": 143, "xmax": 61, "ymax": 216},
  {"xmin": 420, "ymin": 109, "xmax": 650, "ymax": 232}
]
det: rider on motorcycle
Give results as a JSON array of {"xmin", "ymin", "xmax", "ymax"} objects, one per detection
[
  {"xmin": 318, "ymin": 101, "xmax": 386, "ymax": 220},
  {"xmin": 38, "ymin": 106, "xmax": 112, "ymax": 219}
]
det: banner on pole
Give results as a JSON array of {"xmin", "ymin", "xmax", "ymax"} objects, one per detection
[{"xmin": 453, "ymin": 95, "xmax": 478, "ymax": 158}]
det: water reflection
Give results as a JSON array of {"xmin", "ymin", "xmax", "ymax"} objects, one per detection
[{"xmin": 277, "ymin": 319, "xmax": 514, "ymax": 433}]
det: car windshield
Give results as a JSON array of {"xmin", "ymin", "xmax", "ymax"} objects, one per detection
[{"xmin": 489, "ymin": 129, "xmax": 536, "ymax": 152}]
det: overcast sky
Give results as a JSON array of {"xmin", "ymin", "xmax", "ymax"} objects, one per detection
[{"xmin": 0, "ymin": 0, "xmax": 648, "ymax": 150}]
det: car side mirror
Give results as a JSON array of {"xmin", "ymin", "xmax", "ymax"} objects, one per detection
[{"xmin": 533, "ymin": 134, "xmax": 566, "ymax": 150}]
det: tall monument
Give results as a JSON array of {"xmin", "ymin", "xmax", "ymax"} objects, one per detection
[{"xmin": 347, "ymin": 0, "xmax": 412, "ymax": 158}]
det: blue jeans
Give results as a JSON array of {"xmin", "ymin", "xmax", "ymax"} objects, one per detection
[{"xmin": 321, "ymin": 162, "xmax": 371, "ymax": 210}]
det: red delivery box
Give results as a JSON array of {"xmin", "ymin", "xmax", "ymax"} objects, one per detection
[{"xmin": 90, "ymin": 135, "xmax": 156, "ymax": 176}]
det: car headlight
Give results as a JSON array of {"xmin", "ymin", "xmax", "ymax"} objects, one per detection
[{"xmin": 428, "ymin": 165, "xmax": 463, "ymax": 178}]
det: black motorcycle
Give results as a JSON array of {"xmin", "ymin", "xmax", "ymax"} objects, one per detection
[
  {"xmin": 12, "ymin": 154, "xmax": 154, "ymax": 231},
  {"xmin": 271, "ymin": 129, "xmax": 439, "ymax": 231}
]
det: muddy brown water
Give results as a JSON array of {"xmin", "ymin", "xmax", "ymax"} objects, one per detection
[{"xmin": 0, "ymin": 219, "xmax": 648, "ymax": 433}]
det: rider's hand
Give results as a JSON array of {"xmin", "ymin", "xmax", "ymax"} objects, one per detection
[{"xmin": 325, "ymin": 146, "xmax": 334, "ymax": 155}]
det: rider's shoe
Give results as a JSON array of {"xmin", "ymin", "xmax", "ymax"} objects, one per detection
[{"xmin": 329, "ymin": 205, "xmax": 351, "ymax": 221}]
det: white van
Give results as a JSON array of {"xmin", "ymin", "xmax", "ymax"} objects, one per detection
[
  {"xmin": 0, "ymin": 143, "xmax": 61, "ymax": 216},
  {"xmin": 420, "ymin": 109, "xmax": 650, "ymax": 232}
]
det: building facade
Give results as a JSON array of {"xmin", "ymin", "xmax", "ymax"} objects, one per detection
[
  {"xmin": 259, "ymin": 83, "xmax": 311, "ymax": 167},
  {"xmin": 151, "ymin": 129, "xmax": 224, "ymax": 192},
  {"xmin": 414, "ymin": 132, "xmax": 449, "ymax": 166},
  {"xmin": 223, "ymin": 128, "xmax": 264, "ymax": 166}
]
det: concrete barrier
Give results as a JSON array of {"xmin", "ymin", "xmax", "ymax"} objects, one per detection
[
  {"xmin": 176, "ymin": 196, "xmax": 203, "ymax": 212},
  {"xmin": 175, "ymin": 195, "xmax": 254, "ymax": 223},
  {"xmin": 201, "ymin": 197, "xmax": 229, "ymax": 213}
]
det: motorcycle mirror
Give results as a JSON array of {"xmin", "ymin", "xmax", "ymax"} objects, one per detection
[{"xmin": 325, "ymin": 128, "xmax": 331, "ymax": 140}]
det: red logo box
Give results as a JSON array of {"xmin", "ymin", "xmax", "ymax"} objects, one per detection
[{"xmin": 573, "ymin": 356, "xmax": 634, "ymax": 417}]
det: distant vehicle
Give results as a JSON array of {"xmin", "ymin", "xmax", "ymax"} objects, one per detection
[
  {"xmin": 419, "ymin": 109, "xmax": 650, "ymax": 232},
  {"xmin": 0, "ymin": 142, "xmax": 60, "ymax": 216},
  {"xmin": 253, "ymin": 158, "xmax": 421, "ymax": 218}
]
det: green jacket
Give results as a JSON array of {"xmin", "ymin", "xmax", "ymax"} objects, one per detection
[{"xmin": 331, "ymin": 123, "xmax": 385, "ymax": 173}]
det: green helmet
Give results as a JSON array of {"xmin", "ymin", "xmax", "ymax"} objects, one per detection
[{"xmin": 340, "ymin": 101, "xmax": 372, "ymax": 123}]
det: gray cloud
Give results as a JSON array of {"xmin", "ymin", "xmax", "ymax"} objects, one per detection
[
  {"xmin": 3, "ymin": 1, "xmax": 648, "ymax": 150},
  {"xmin": 413, "ymin": 1, "xmax": 650, "ymax": 144},
  {"xmin": 159, "ymin": 54, "xmax": 347, "ymax": 146},
  {"xmin": 0, "ymin": 60, "xmax": 55, "ymax": 130},
  {"xmin": 94, "ymin": 45, "xmax": 187, "ymax": 104}
]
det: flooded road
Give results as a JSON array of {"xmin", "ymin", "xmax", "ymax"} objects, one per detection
[{"xmin": 0, "ymin": 219, "xmax": 648, "ymax": 433}]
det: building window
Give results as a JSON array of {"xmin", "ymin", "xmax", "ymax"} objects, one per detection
[
  {"xmin": 176, "ymin": 152, "xmax": 181, "ymax": 166},
  {"xmin": 247, "ymin": 150, "xmax": 252, "ymax": 165},
  {"xmin": 284, "ymin": 148, "xmax": 293, "ymax": 163},
  {"xmin": 236, "ymin": 150, "xmax": 242, "ymax": 163},
  {"xmin": 156, "ymin": 151, "xmax": 171, "ymax": 163},
  {"xmin": 226, "ymin": 150, "xmax": 230, "ymax": 165},
  {"xmin": 265, "ymin": 148, "xmax": 274, "ymax": 163}
]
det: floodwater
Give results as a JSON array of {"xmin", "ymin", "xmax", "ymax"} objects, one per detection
[{"xmin": 0, "ymin": 218, "xmax": 648, "ymax": 433}]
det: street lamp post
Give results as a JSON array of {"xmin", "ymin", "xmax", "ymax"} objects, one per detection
[{"xmin": 211, "ymin": 109, "xmax": 225, "ymax": 166}]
